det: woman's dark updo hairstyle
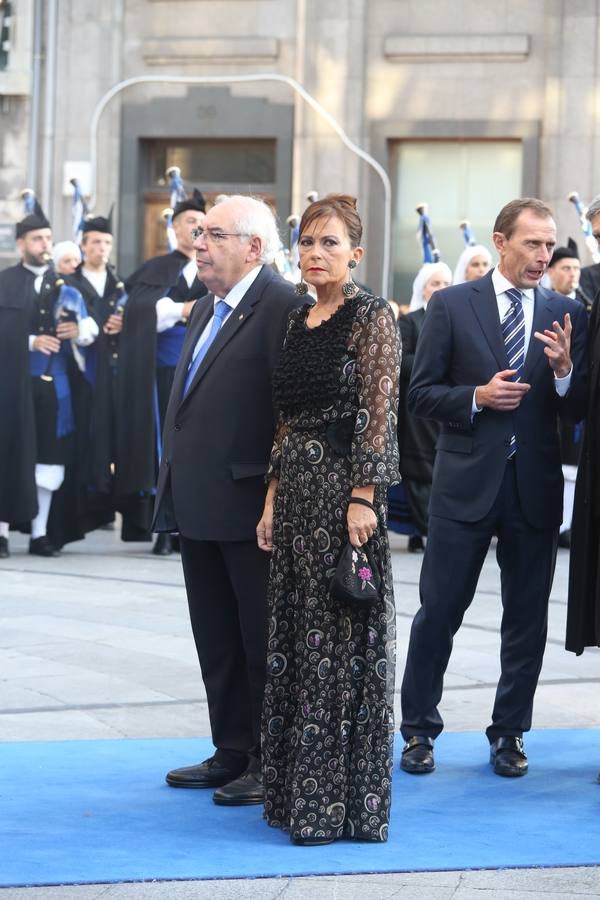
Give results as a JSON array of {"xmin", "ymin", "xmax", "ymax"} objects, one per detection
[{"xmin": 298, "ymin": 193, "xmax": 363, "ymax": 248}]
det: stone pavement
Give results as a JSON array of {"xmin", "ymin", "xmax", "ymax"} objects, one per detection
[{"xmin": 1, "ymin": 527, "xmax": 599, "ymax": 898}]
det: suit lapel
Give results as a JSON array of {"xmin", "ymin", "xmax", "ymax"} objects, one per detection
[
  {"xmin": 177, "ymin": 265, "xmax": 272, "ymax": 406},
  {"xmin": 469, "ymin": 272, "xmax": 509, "ymax": 370},
  {"xmin": 523, "ymin": 286, "xmax": 555, "ymax": 380}
]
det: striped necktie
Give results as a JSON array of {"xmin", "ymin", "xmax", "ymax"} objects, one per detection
[
  {"xmin": 182, "ymin": 299, "xmax": 230, "ymax": 397},
  {"xmin": 501, "ymin": 288, "xmax": 525, "ymax": 458}
]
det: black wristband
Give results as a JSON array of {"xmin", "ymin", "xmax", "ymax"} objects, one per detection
[{"xmin": 348, "ymin": 497, "xmax": 378, "ymax": 515}]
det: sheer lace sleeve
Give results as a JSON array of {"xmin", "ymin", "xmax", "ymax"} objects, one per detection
[
  {"xmin": 266, "ymin": 412, "xmax": 287, "ymax": 482},
  {"xmin": 350, "ymin": 297, "xmax": 400, "ymax": 487}
]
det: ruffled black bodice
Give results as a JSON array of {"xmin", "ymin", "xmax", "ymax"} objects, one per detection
[{"xmin": 272, "ymin": 295, "xmax": 360, "ymax": 413}]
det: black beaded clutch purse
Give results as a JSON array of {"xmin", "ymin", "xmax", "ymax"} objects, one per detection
[{"xmin": 329, "ymin": 540, "xmax": 382, "ymax": 606}]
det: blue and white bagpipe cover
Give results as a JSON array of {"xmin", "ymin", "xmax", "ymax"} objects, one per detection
[{"xmin": 29, "ymin": 284, "xmax": 89, "ymax": 438}]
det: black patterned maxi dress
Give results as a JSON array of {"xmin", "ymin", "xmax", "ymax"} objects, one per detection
[{"xmin": 262, "ymin": 293, "xmax": 400, "ymax": 843}]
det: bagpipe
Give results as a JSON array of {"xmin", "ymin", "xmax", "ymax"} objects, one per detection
[
  {"xmin": 104, "ymin": 271, "xmax": 128, "ymax": 357},
  {"xmin": 37, "ymin": 256, "xmax": 87, "ymax": 382},
  {"xmin": 162, "ymin": 166, "xmax": 187, "ymax": 251},
  {"xmin": 70, "ymin": 178, "xmax": 89, "ymax": 242},
  {"xmin": 275, "ymin": 190, "xmax": 319, "ymax": 282},
  {"xmin": 416, "ymin": 203, "xmax": 440, "ymax": 262},
  {"xmin": 568, "ymin": 192, "xmax": 600, "ymax": 264},
  {"xmin": 459, "ymin": 219, "xmax": 477, "ymax": 247}
]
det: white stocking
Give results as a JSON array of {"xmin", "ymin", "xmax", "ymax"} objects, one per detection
[{"xmin": 31, "ymin": 486, "xmax": 53, "ymax": 540}]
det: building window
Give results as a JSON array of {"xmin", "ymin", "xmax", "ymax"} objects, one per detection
[
  {"xmin": 0, "ymin": 1, "xmax": 12, "ymax": 71},
  {"xmin": 140, "ymin": 138, "xmax": 278, "ymax": 260},
  {"xmin": 144, "ymin": 138, "xmax": 277, "ymax": 191},
  {"xmin": 391, "ymin": 140, "xmax": 523, "ymax": 301}
]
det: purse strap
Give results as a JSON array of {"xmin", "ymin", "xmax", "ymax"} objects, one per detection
[{"xmin": 348, "ymin": 496, "xmax": 378, "ymax": 516}]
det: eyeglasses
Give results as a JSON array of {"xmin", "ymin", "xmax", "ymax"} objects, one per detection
[{"xmin": 190, "ymin": 227, "xmax": 251, "ymax": 243}]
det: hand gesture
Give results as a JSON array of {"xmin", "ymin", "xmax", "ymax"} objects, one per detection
[
  {"xmin": 534, "ymin": 313, "xmax": 572, "ymax": 378},
  {"xmin": 475, "ymin": 370, "xmax": 530, "ymax": 411}
]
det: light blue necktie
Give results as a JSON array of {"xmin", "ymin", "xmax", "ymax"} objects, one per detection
[
  {"xmin": 182, "ymin": 299, "xmax": 230, "ymax": 397},
  {"xmin": 501, "ymin": 288, "xmax": 525, "ymax": 458}
]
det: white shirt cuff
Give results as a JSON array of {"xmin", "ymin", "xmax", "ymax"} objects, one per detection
[
  {"xmin": 28, "ymin": 335, "xmax": 37, "ymax": 351},
  {"xmin": 471, "ymin": 388, "xmax": 483, "ymax": 419},
  {"xmin": 156, "ymin": 296, "xmax": 185, "ymax": 333},
  {"xmin": 554, "ymin": 365, "xmax": 572, "ymax": 397}
]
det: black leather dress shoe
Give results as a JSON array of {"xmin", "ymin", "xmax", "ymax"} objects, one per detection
[
  {"xmin": 0, "ymin": 536, "xmax": 9, "ymax": 559},
  {"xmin": 29, "ymin": 536, "xmax": 60, "ymax": 557},
  {"xmin": 165, "ymin": 756, "xmax": 242, "ymax": 789},
  {"xmin": 212, "ymin": 769, "xmax": 264, "ymax": 806},
  {"xmin": 558, "ymin": 530, "xmax": 571, "ymax": 549},
  {"xmin": 408, "ymin": 535, "xmax": 425, "ymax": 554},
  {"xmin": 400, "ymin": 735, "xmax": 435, "ymax": 773},
  {"xmin": 152, "ymin": 533, "xmax": 174, "ymax": 556},
  {"xmin": 490, "ymin": 736, "xmax": 528, "ymax": 777}
]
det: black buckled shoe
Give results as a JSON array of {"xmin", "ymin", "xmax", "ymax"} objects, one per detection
[
  {"xmin": 400, "ymin": 735, "xmax": 435, "ymax": 774},
  {"xmin": 0, "ymin": 536, "xmax": 9, "ymax": 559},
  {"xmin": 490, "ymin": 736, "xmax": 528, "ymax": 777},
  {"xmin": 29, "ymin": 536, "xmax": 60, "ymax": 557},
  {"xmin": 165, "ymin": 756, "xmax": 243, "ymax": 789},
  {"xmin": 212, "ymin": 769, "xmax": 264, "ymax": 806}
]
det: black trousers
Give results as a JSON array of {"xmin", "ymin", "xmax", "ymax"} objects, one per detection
[
  {"xmin": 401, "ymin": 460, "xmax": 558, "ymax": 743},
  {"xmin": 179, "ymin": 535, "xmax": 270, "ymax": 771}
]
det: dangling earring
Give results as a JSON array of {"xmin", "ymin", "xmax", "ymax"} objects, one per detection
[
  {"xmin": 342, "ymin": 259, "xmax": 357, "ymax": 297},
  {"xmin": 295, "ymin": 260, "xmax": 308, "ymax": 295}
]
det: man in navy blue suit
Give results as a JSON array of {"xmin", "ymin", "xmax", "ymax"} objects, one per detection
[
  {"xmin": 400, "ymin": 198, "xmax": 587, "ymax": 777},
  {"xmin": 153, "ymin": 195, "xmax": 299, "ymax": 805}
]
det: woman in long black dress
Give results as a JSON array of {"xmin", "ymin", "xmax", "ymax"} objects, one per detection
[{"xmin": 256, "ymin": 194, "xmax": 400, "ymax": 845}]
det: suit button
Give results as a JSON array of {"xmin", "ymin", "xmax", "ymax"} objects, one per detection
[{"xmin": 174, "ymin": 423, "xmax": 181, "ymax": 431}]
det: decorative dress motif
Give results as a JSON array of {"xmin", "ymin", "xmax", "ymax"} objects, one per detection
[{"xmin": 262, "ymin": 293, "xmax": 400, "ymax": 842}]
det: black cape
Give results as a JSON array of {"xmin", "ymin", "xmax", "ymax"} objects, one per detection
[
  {"xmin": 0, "ymin": 264, "xmax": 38, "ymax": 523},
  {"xmin": 115, "ymin": 251, "xmax": 207, "ymax": 535},
  {"xmin": 566, "ymin": 291, "xmax": 600, "ymax": 653},
  {"xmin": 68, "ymin": 265, "xmax": 125, "ymax": 497},
  {"xmin": 397, "ymin": 308, "xmax": 439, "ymax": 484},
  {"xmin": 579, "ymin": 263, "xmax": 600, "ymax": 308}
]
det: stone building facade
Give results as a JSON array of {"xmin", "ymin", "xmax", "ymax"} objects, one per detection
[{"xmin": 1, "ymin": 0, "xmax": 599, "ymax": 296}]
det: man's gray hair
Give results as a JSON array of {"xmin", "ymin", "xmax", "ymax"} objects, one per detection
[
  {"xmin": 215, "ymin": 194, "xmax": 281, "ymax": 264},
  {"xmin": 586, "ymin": 196, "xmax": 600, "ymax": 222}
]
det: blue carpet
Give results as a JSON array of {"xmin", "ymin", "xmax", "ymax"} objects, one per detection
[{"xmin": 1, "ymin": 730, "xmax": 599, "ymax": 887}]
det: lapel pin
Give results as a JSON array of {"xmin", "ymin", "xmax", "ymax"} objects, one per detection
[{"xmin": 239, "ymin": 313, "xmax": 244, "ymax": 320}]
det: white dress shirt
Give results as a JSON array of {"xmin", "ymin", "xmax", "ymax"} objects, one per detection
[
  {"xmin": 81, "ymin": 267, "xmax": 108, "ymax": 297},
  {"xmin": 155, "ymin": 258, "xmax": 199, "ymax": 333},
  {"xmin": 188, "ymin": 264, "xmax": 263, "ymax": 365},
  {"xmin": 472, "ymin": 268, "xmax": 571, "ymax": 415}
]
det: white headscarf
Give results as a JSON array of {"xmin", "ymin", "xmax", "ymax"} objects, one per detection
[
  {"xmin": 409, "ymin": 262, "xmax": 453, "ymax": 311},
  {"xmin": 452, "ymin": 244, "xmax": 493, "ymax": 286},
  {"xmin": 52, "ymin": 240, "xmax": 82, "ymax": 268}
]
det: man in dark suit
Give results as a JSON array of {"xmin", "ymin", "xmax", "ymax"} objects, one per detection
[
  {"xmin": 399, "ymin": 198, "xmax": 587, "ymax": 778},
  {"xmin": 153, "ymin": 195, "xmax": 299, "ymax": 805}
]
